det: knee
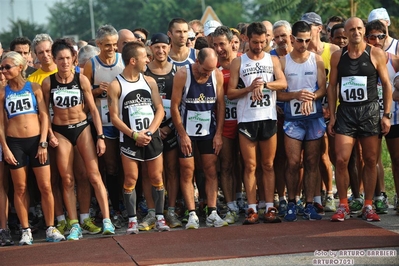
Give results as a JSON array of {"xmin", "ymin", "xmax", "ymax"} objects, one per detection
[
  {"xmin": 244, "ymin": 161, "xmax": 256, "ymax": 174},
  {"xmin": 13, "ymin": 185, "xmax": 27, "ymax": 197},
  {"xmin": 61, "ymin": 174, "xmax": 75, "ymax": 190},
  {"xmin": 261, "ymin": 161, "xmax": 274, "ymax": 172}
]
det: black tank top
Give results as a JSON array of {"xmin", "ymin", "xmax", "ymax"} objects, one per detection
[
  {"xmin": 50, "ymin": 72, "xmax": 84, "ymax": 109},
  {"xmin": 337, "ymin": 45, "xmax": 378, "ymax": 105}
]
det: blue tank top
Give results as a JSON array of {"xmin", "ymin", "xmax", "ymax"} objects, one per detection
[
  {"xmin": 181, "ymin": 64, "xmax": 217, "ymax": 140},
  {"xmin": 5, "ymin": 81, "xmax": 38, "ymax": 119},
  {"xmin": 167, "ymin": 48, "xmax": 196, "ymax": 67}
]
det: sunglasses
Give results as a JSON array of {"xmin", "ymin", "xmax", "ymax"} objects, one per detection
[
  {"xmin": 367, "ymin": 34, "xmax": 386, "ymax": 40},
  {"xmin": 134, "ymin": 33, "xmax": 147, "ymax": 43},
  {"xmin": 0, "ymin": 64, "xmax": 17, "ymax": 71},
  {"xmin": 187, "ymin": 37, "xmax": 195, "ymax": 42},
  {"xmin": 293, "ymin": 36, "xmax": 311, "ymax": 43},
  {"xmin": 195, "ymin": 32, "xmax": 204, "ymax": 36}
]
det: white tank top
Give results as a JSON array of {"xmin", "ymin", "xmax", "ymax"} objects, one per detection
[
  {"xmin": 237, "ymin": 52, "xmax": 276, "ymax": 123},
  {"xmin": 378, "ymin": 53, "xmax": 398, "ymax": 125},
  {"xmin": 91, "ymin": 53, "xmax": 125, "ymax": 126},
  {"xmin": 385, "ymin": 38, "xmax": 399, "ymax": 55}
]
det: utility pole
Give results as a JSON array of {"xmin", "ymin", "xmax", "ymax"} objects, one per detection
[{"xmin": 89, "ymin": 0, "xmax": 95, "ymax": 39}]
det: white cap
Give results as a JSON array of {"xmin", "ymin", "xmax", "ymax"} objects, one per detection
[
  {"xmin": 204, "ymin": 20, "xmax": 222, "ymax": 36},
  {"xmin": 368, "ymin": 7, "xmax": 390, "ymax": 26}
]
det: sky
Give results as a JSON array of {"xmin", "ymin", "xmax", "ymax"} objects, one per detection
[{"xmin": 0, "ymin": 0, "xmax": 57, "ymax": 32}]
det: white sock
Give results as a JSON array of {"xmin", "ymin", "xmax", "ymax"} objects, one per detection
[
  {"xmin": 266, "ymin": 202, "xmax": 274, "ymax": 210},
  {"xmin": 248, "ymin": 204, "xmax": 257, "ymax": 213},
  {"xmin": 80, "ymin": 213, "xmax": 90, "ymax": 224},
  {"xmin": 128, "ymin": 217, "xmax": 137, "ymax": 223},
  {"xmin": 57, "ymin": 215, "xmax": 66, "ymax": 223},
  {"xmin": 314, "ymin": 196, "xmax": 322, "ymax": 205},
  {"xmin": 156, "ymin": 215, "xmax": 164, "ymax": 221}
]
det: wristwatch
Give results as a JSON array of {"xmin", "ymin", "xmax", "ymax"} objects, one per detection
[
  {"xmin": 383, "ymin": 113, "xmax": 392, "ymax": 119},
  {"xmin": 97, "ymin": 134, "xmax": 106, "ymax": 140},
  {"xmin": 39, "ymin": 142, "xmax": 48, "ymax": 148}
]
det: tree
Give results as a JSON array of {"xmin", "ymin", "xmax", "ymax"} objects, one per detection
[{"xmin": 0, "ymin": 19, "xmax": 47, "ymax": 50}]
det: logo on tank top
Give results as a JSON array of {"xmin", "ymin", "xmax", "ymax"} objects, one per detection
[
  {"xmin": 188, "ymin": 112, "xmax": 211, "ymax": 122},
  {"xmin": 124, "ymin": 93, "xmax": 152, "ymax": 106},
  {"xmin": 342, "ymin": 77, "xmax": 366, "ymax": 87},
  {"xmin": 185, "ymin": 93, "xmax": 216, "ymax": 103},
  {"xmin": 242, "ymin": 62, "xmax": 273, "ymax": 77}
]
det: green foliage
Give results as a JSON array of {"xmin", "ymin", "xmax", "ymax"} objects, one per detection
[{"xmin": 0, "ymin": 19, "xmax": 47, "ymax": 51}]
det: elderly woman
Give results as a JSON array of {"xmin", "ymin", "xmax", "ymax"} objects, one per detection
[
  {"xmin": 42, "ymin": 38, "xmax": 115, "ymax": 240},
  {"xmin": 0, "ymin": 51, "xmax": 65, "ymax": 245}
]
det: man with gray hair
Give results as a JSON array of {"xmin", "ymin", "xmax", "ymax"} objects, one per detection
[
  {"xmin": 368, "ymin": 7, "xmax": 399, "ymax": 55},
  {"xmin": 83, "ymin": 24, "xmax": 125, "ymax": 229},
  {"xmin": 78, "ymin": 45, "xmax": 99, "ymax": 68},
  {"xmin": 28, "ymin": 34, "xmax": 57, "ymax": 84}
]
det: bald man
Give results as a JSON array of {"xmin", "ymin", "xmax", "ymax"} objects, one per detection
[
  {"xmin": 117, "ymin": 29, "xmax": 137, "ymax": 52},
  {"xmin": 327, "ymin": 17, "xmax": 391, "ymax": 222},
  {"xmin": 171, "ymin": 48, "xmax": 227, "ymax": 229},
  {"xmin": 262, "ymin": 20, "xmax": 274, "ymax": 52}
]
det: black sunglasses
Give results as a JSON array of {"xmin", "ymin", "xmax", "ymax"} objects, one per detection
[
  {"xmin": 0, "ymin": 64, "xmax": 17, "ymax": 71},
  {"xmin": 367, "ymin": 34, "xmax": 386, "ymax": 40},
  {"xmin": 134, "ymin": 33, "xmax": 147, "ymax": 43},
  {"xmin": 187, "ymin": 37, "xmax": 195, "ymax": 42}
]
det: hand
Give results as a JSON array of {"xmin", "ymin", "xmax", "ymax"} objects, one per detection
[
  {"xmin": 135, "ymin": 131, "xmax": 152, "ymax": 147},
  {"xmin": 296, "ymin": 89, "xmax": 315, "ymax": 102},
  {"xmin": 322, "ymin": 106, "xmax": 330, "ymax": 119},
  {"xmin": 381, "ymin": 117, "xmax": 391, "ymax": 136},
  {"xmin": 213, "ymin": 134, "xmax": 223, "ymax": 155},
  {"xmin": 179, "ymin": 134, "xmax": 192, "ymax": 157},
  {"xmin": 250, "ymin": 77, "xmax": 264, "ymax": 101},
  {"xmin": 35, "ymin": 147, "xmax": 48, "ymax": 165},
  {"xmin": 99, "ymin": 82, "xmax": 109, "ymax": 96},
  {"xmin": 327, "ymin": 116, "xmax": 336, "ymax": 137},
  {"xmin": 49, "ymin": 135, "xmax": 59, "ymax": 148},
  {"xmin": 159, "ymin": 126, "xmax": 171, "ymax": 140},
  {"xmin": 97, "ymin": 139, "xmax": 106, "ymax": 156},
  {"xmin": 3, "ymin": 148, "xmax": 18, "ymax": 166},
  {"xmin": 301, "ymin": 101, "xmax": 314, "ymax": 116}
]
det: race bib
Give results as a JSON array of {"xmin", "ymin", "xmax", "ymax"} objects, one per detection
[
  {"xmin": 96, "ymin": 98, "xmax": 112, "ymax": 126},
  {"xmin": 162, "ymin": 99, "xmax": 171, "ymax": 121},
  {"xmin": 290, "ymin": 99, "xmax": 316, "ymax": 116},
  {"xmin": 6, "ymin": 93, "xmax": 34, "ymax": 115},
  {"xmin": 225, "ymin": 95, "xmax": 238, "ymax": 121},
  {"xmin": 52, "ymin": 88, "xmax": 81, "ymax": 108},
  {"xmin": 340, "ymin": 76, "xmax": 368, "ymax": 102},
  {"xmin": 249, "ymin": 89, "xmax": 272, "ymax": 108},
  {"xmin": 128, "ymin": 105, "xmax": 154, "ymax": 132},
  {"xmin": 186, "ymin": 110, "xmax": 211, "ymax": 137}
]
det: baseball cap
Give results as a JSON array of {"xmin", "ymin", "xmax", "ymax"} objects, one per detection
[
  {"xmin": 300, "ymin": 12, "xmax": 323, "ymax": 25},
  {"xmin": 150, "ymin": 33, "xmax": 170, "ymax": 45},
  {"xmin": 368, "ymin": 8, "xmax": 390, "ymax": 26},
  {"xmin": 204, "ymin": 20, "xmax": 222, "ymax": 36}
]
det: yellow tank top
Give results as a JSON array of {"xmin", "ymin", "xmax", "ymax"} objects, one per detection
[
  {"xmin": 27, "ymin": 68, "xmax": 58, "ymax": 85},
  {"xmin": 320, "ymin": 42, "xmax": 331, "ymax": 83}
]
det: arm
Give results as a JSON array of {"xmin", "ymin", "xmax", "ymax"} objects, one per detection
[
  {"xmin": 83, "ymin": 59, "xmax": 105, "ymax": 98},
  {"xmin": 373, "ymin": 48, "xmax": 392, "ymax": 135},
  {"xmin": 227, "ymin": 57, "xmax": 263, "ymax": 100},
  {"xmin": 41, "ymin": 77, "xmax": 58, "ymax": 148},
  {"xmin": 213, "ymin": 69, "xmax": 225, "ymax": 155},
  {"xmin": 145, "ymin": 75, "xmax": 164, "ymax": 134},
  {"xmin": 80, "ymin": 74, "xmax": 106, "ymax": 156},
  {"xmin": 171, "ymin": 67, "xmax": 192, "ymax": 156},
  {"xmin": 326, "ymin": 50, "xmax": 341, "ymax": 136},
  {"xmin": 267, "ymin": 55, "xmax": 288, "ymax": 91},
  {"xmin": 33, "ymin": 83, "xmax": 50, "ymax": 164}
]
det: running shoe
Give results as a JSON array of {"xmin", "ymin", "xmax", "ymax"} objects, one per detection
[
  {"xmin": 155, "ymin": 218, "xmax": 171, "ymax": 232},
  {"xmin": 165, "ymin": 211, "xmax": 183, "ymax": 228},
  {"xmin": 206, "ymin": 210, "xmax": 228, "ymax": 227},
  {"xmin": 296, "ymin": 201, "xmax": 304, "ymax": 216},
  {"xmin": 349, "ymin": 198, "xmax": 363, "ymax": 214},
  {"xmin": 67, "ymin": 223, "xmax": 83, "ymax": 240},
  {"xmin": 303, "ymin": 204, "xmax": 322, "ymax": 221},
  {"xmin": 278, "ymin": 200, "xmax": 287, "ymax": 217},
  {"xmin": 185, "ymin": 212, "xmax": 199, "ymax": 229},
  {"xmin": 45, "ymin": 226, "xmax": 65, "ymax": 242},
  {"xmin": 264, "ymin": 207, "xmax": 282, "ymax": 223},
  {"xmin": 257, "ymin": 207, "xmax": 266, "ymax": 221},
  {"xmin": 313, "ymin": 202, "xmax": 325, "ymax": 215},
  {"xmin": 126, "ymin": 220, "xmax": 139, "ymax": 235},
  {"xmin": 102, "ymin": 218, "xmax": 115, "ymax": 235},
  {"xmin": 284, "ymin": 202, "xmax": 297, "ymax": 222},
  {"xmin": 81, "ymin": 218, "xmax": 101, "ymax": 235},
  {"xmin": 138, "ymin": 199, "xmax": 149, "ymax": 215},
  {"xmin": 223, "ymin": 210, "xmax": 238, "ymax": 224},
  {"xmin": 0, "ymin": 229, "xmax": 14, "ymax": 246},
  {"xmin": 243, "ymin": 208, "xmax": 259, "ymax": 225},
  {"xmin": 138, "ymin": 212, "xmax": 156, "ymax": 231},
  {"xmin": 111, "ymin": 211, "xmax": 125, "ymax": 229},
  {"xmin": 56, "ymin": 218, "xmax": 71, "ymax": 235},
  {"xmin": 361, "ymin": 205, "xmax": 380, "ymax": 222},
  {"xmin": 19, "ymin": 228, "xmax": 33, "ymax": 246},
  {"xmin": 374, "ymin": 194, "xmax": 389, "ymax": 214},
  {"xmin": 331, "ymin": 204, "xmax": 350, "ymax": 222},
  {"xmin": 324, "ymin": 196, "xmax": 337, "ymax": 212}
]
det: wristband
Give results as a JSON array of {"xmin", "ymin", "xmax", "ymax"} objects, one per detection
[{"xmin": 132, "ymin": 131, "xmax": 139, "ymax": 141}]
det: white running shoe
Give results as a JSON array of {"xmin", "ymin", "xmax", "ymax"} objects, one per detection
[
  {"xmin": 155, "ymin": 217, "xmax": 170, "ymax": 232},
  {"xmin": 46, "ymin": 226, "xmax": 65, "ymax": 242},
  {"xmin": 126, "ymin": 220, "xmax": 139, "ymax": 235},
  {"xmin": 206, "ymin": 210, "xmax": 228, "ymax": 227},
  {"xmin": 19, "ymin": 228, "xmax": 33, "ymax": 245},
  {"xmin": 185, "ymin": 212, "xmax": 199, "ymax": 229}
]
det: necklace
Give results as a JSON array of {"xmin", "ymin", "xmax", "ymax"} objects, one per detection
[{"xmin": 57, "ymin": 71, "xmax": 72, "ymax": 83}]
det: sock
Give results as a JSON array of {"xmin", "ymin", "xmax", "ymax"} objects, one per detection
[
  {"xmin": 156, "ymin": 214, "xmax": 164, "ymax": 221},
  {"xmin": 327, "ymin": 191, "xmax": 334, "ymax": 197},
  {"xmin": 148, "ymin": 209, "xmax": 155, "ymax": 217},
  {"xmin": 80, "ymin": 213, "xmax": 90, "ymax": 224},
  {"xmin": 208, "ymin": 207, "xmax": 216, "ymax": 214},
  {"xmin": 279, "ymin": 196, "xmax": 286, "ymax": 202},
  {"xmin": 314, "ymin": 196, "xmax": 322, "ymax": 205},
  {"xmin": 248, "ymin": 204, "xmax": 257, "ymax": 213},
  {"xmin": 236, "ymin": 192, "xmax": 243, "ymax": 200},
  {"xmin": 57, "ymin": 215, "xmax": 66, "ymax": 223},
  {"xmin": 265, "ymin": 202, "xmax": 273, "ymax": 211},
  {"xmin": 364, "ymin": 199, "xmax": 373, "ymax": 207},
  {"xmin": 69, "ymin": 219, "xmax": 79, "ymax": 225},
  {"xmin": 152, "ymin": 186, "xmax": 165, "ymax": 216},
  {"xmin": 258, "ymin": 201, "xmax": 266, "ymax": 209},
  {"xmin": 128, "ymin": 216, "xmax": 137, "ymax": 223},
  {"xmin": 227, "ymin": 201, "xmax": 235, "ymax": 211},
  {"xmin": 339, "ymin": 198, "xmax": 348, "ymax": 207},
  {"xmin": 123, "ymin": 189, "xmax": 137, "ymax": 217},
  {"xmin": 168, "ymin": 207, "xmax": 175, "ymax": 214}
]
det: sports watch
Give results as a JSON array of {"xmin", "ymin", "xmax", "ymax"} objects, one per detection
[
  {"xmin": 383, "ymin": 113, "xmax": 392, "ymax": 119},
  {"xmin": 39, "ymin": 142, "xmax": 48, "ymax": 148}
]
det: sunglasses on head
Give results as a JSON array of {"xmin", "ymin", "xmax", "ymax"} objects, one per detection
[
  {"xmin": 0, "ymin": 64, "xmax": 17, "ymax": 71},
  {"xmin": 187, "ymin": 37, "xmax": 195, "ymax": 42},
  {"xmin": 293, "ymin": 35, "xmax": 311, "ymax": 43},
  {"xmin": 195, "ymin": 31, "xmax": 204, "ymax": 36},
  {"xmin": 134, "ymin": 33, "xmax": 146, "ymax": 43},
  {"xmin": 367, "ymin": 34, "xmax": 386, "ymax": 40}
]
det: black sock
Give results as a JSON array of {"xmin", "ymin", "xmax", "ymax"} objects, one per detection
[
  {"xmin": 152, "ymin": 186, "xmax": 165, "ymax": 216},
  {"xmin": 123, "ymin": 189, "xmax": 137, "ymax": 217}
]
